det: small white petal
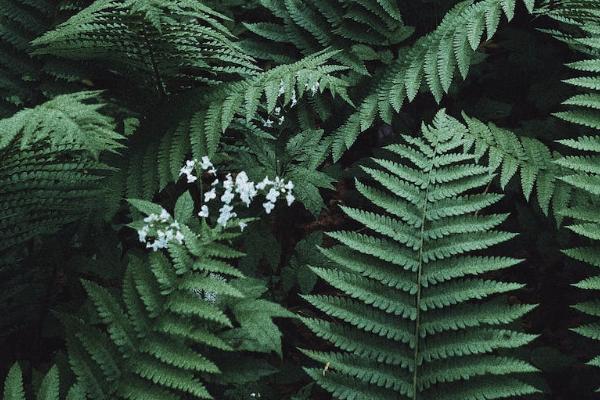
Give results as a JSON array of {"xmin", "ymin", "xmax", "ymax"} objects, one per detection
[
  {"xmin": 204, "ymin": 188, "xmax": 217, "ymax": 203},
  {"xmin": 263, "ymin": 201, "xmax": 275, "ymax": 214},
  {"xmin": 200, "ymin": 156, "xmax": 213, "ymax": 170},
  {"xmin": 198, "ymin": 205, "xmax": 209, "ymax": 218},
  {"xmin": 286, "ymin": 192, "xmax": 295, "ymax": 206}
]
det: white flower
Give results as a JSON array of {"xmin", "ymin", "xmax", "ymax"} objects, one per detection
[
  {"xmin": 204, "ymin": 188, "xmax": 217, "ymax": 203},
  {"xmin": 286, "ymin": 192, "xmax": 295, "ymax": 206},
  {"xmin": 239, "ymin": 221, "xmax": 248, "ymax": 231},
  {"xmin": 278, "ymin": 115, "xmax": 285, "ymax": 125},
  {"xmin": 223, "ymin": 174, "xmax": 234, "ymax": 190},
  {"xmin": 235, "ymin": 172, "xmax": 257, "ymax": 206},
  {"xmin": 200, "ymin": 156, "xmax": 213, "ymax": 170},
  {"xmin": 263, "ymin": 118, "xmax": 273, "ymax": 128},
  {"xmin": 263, "ymin": 201, "xmax": 275, "ymax": 214},
  {"xmin": 208, "ymin": 167, "xmax": 217, "ymax": 176},
  {"xmin": 180, "ymin": 159, "xmax": 198, "ymax": 183},
  {"xmin": 159, "ymin": 208, "xmax": 170, "ymax": 222},
  {"xmin": 198, "ymin": 205, "xmax": 209, "ymax": 218},
  {"xmin": 186, "ymin": 174, "xmax": 198, "ymax": 183},
  {"xmin": 274, "ymin": 106, "xmax": 281, "ymax": 115},
  {"xmin": 165, "ymin": 229, "xmax": 174, "ymax": 241},
  {"xmin": 170, "ymin": 221, "xmax": 180, "ymax": 230},
  {"xmin": 266, "ymin": 188, "xmax": 280, "ymax": 203},
  {"xmin": 137, "ymin": 226, "xmax": 149, "ymax": 242},
  {"xmin": 211, "ymin": 178, "xmax": 219, "ymax": 186},
  {"xmin": 144, "ymin": 214, "xmax": 158, "ymax": 224},
  {"xmin": 285, "ymin": 180, "xmax": 294, "ymax": 191},
  {"xmin": 217, "ymin": 204, "xmax": 236, "ymax": 226},
  {"xmin": 256, "ymin": 176, "xmax": 272, "ymax": 190},
  {"xmin": 221, "ymin": 189, "xmax": 235, "ymax": 204}
]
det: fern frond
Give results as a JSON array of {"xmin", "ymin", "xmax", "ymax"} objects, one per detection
[
  {"xmin": 63, "ymin": 196, "xmax": 293, "ymax": 399},
  {"xmin": 548, "ymin": 7, "xmax": 600, "ymax": 385},
  {"xmin": 0, "ymin": 92, "xmax": 123, "ymax": 254},
  {"xmin": 303, "ymin": 110, "xmax": 539, "ymax": 400},
  {"xmin": 244, "ymin": 0, "xmax": 413, "ymax": 72},
  {"xmin": 331, "ymin": 0, "xmax": 535, "ymax": 160},
  {"xmin": 33, "ymin": 0, "xmax": 258, "ymax": 94},
  {"xmin": 0, "ymin": 0, "xmax": 88, "ymax": 115}
]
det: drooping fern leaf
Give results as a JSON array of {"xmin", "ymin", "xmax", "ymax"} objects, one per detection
[
  {"xmin": 302, "ymin": 110, "xmax": 539, "ymax": 400},
  {"xmin": 62, "ymin": 195, "xmax": 293, "ymax": 399},
  {"xmin": 0, "ymin": 91, "xmax": 123, "ymax": 254},
  {"xmin": 32, "ymin": 0, "xmax": 258, "ymax": 95},
  {"xmin": 331, "ymin": 0, "xmax": 536, "ymax": 160}
]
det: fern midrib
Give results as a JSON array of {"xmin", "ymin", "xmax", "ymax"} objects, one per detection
[{"xmin": 412, "ymin": 141, "xmax": 438, "ymax": 400}]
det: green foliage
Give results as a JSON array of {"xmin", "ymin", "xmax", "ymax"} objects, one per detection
[
  {"xmin": 243, "ymin": 0, "xmax": 413, "ymax": 70},
  {"xmin": 230, "ymin": 127, "xmax": 335, "ymax": 215},
  {"xmin": 551, "ymin": 3, "xmax": 600, "ymax": 385},
  {"xmin": 32, "ymin": 0, "xmax": 257, "ymax": 94},
  {"xmin": 62, "ymin": 194, "xmax": 293, "ymax": 399},
  {"xmin": 2, "ymin": 363, "xmax": 86, "ymax": 400},
  {"xmin": 302, "ymin": 111, "xmax": 539, "ymax": 400},
  {"xmin": 3, "ymin": 0, "xmax": 600, "ymax": 398},
  {"xmin": 330, "ymin": 0, "xmax": 537, "ymax": 160},
  {"xmin": 119, "ymin": 50, "xmax": 350, "ymax": 201},
  {"xmin": 0, "ymin": 91, "xmax": 122, "ymax": 254},
  {"xmin": 460, "ymin": 113, "xmax": 568, "ymax": 214}
]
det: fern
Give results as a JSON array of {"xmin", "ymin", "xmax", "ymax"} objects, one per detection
[
  {"xmin": 62, "ymin": 194, "xmax": 293, "ymax": 399},
  {"xmin": 118, "ymin": 50, "xmax": 351, "ymax": 200},
  {"xmin": 0, "ymin": 91, "xmax": 123, "ymax": 254},
  {"xmin": 331, "ymin": 0, "xmax": 536, "ymax": 160},
  {"xmin": 302, "ymin": 110, "xmax": 539, "ymax": 399},
  {"xmin": 551, "ymin": 4, "xmax": 600, "ymax": 387},
  {"xmin": 0, "ymin": 0, "xmax": 89, "ymax": 116},
  {"xmin": 460, "ymin": 113, "xmax": 569, "ymax": 214},
  {"xmin": 32, "ymin": 0, "xmax": 258, "ymax": 95},
  {"xmin": 243, "ymin": 0, "xmax": 413, "ymax": 72},
  {"xmin": 2, "ymin": 363, "xmax": 86, "ymax": 400}
]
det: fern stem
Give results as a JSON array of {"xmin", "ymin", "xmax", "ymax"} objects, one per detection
[{"xmin": 412, "ymin": 139, "xmax": 437, "ymax": 400}]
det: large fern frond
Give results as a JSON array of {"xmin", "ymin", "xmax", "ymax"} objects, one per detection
[
  {"xmin": 302, "ymin": 110, "xmax": 539, "ymax": 400},
  {"xmin": 460, "ymin": 113, "xmax": 568, "ymax": 214},
  {"xmin": 550, "ymin": 3, "xmax": 600, "ymax": 386}
]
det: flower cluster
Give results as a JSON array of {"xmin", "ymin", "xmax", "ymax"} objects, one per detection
[
  {"xmin": 179, "ymin": 156, "xmax": 216, "ymax": 183},
  {"xmin": 182, "ymin": 158, "xmax": 295, "ymax": 230},
  {"xmin": 137, "ymin": 208, "xmax": 185, "ymax": 251}
]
